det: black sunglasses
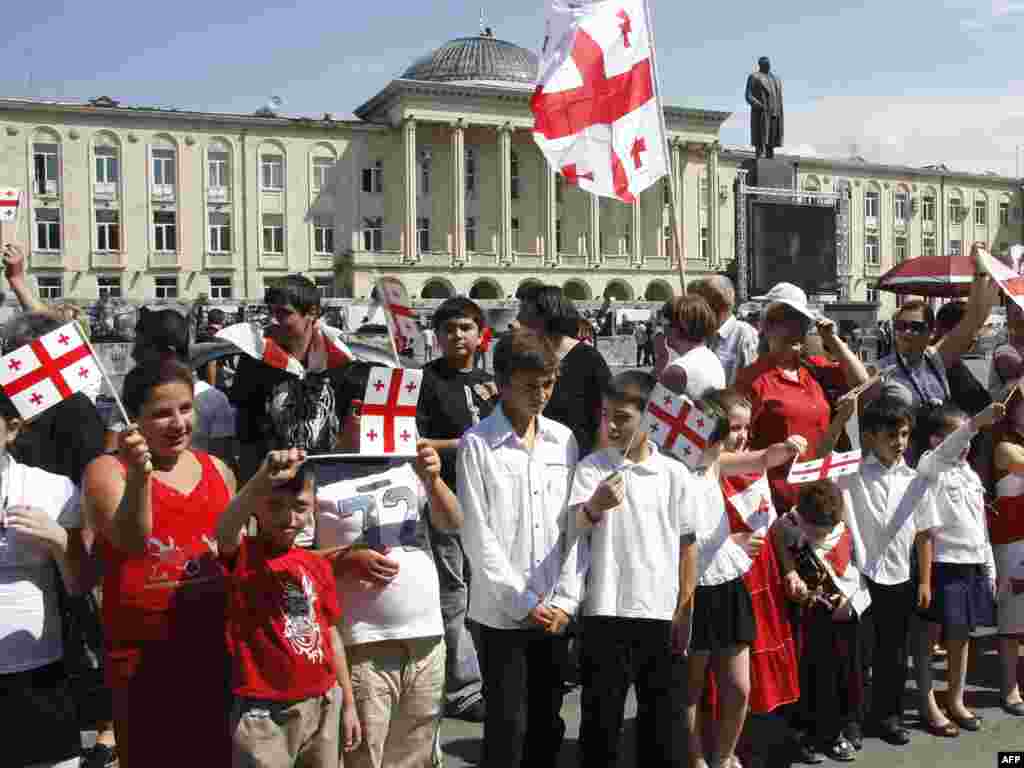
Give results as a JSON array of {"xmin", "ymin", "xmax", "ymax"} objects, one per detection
[{"xmin": 894, "ymin": 320, "xmax": 931, "ymax": 336}]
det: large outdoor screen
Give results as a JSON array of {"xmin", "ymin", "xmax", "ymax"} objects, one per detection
[{"xmin": 750, "ymin": 201, "xmax": 837, "ymax": 297}]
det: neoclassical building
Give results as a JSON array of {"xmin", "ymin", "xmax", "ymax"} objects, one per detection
[{"xmin": 1, "ymin": 30, "xmax": 1022, "ymax": 317}]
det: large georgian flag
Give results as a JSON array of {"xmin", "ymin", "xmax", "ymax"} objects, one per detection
[
  {"xmin": 532, "ymin": 0, "xmax": 669, "ymax": 203},
  {"xmin": 377, "ymin": 276, "xmax": 421, "ymax": 356},
  {"xmin": 640, "ymin": 383, "xmax": 715, "ymax": 469},
  {"xmin": 360, "ymin": 367, "xmax": 422, "ymax": 457},
  {"xmin": 0, "ymin": 188, "xmax": 20, "ymax": 222},
  {"xmin": 216, "ymin": 321, "xmax": 352, "ymax": 379},
  {"xmin": 978, "ymin": 247, "xmax": 1024, "ymax": 312},
  {"xmin": 0, "ymin": 322, "xmax": 103, "ymax": 420}
]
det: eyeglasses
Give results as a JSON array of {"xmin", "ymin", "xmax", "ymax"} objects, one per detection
[{"xmin": 894, "ymin": 320, "xmax": 931, "ymax": 336}]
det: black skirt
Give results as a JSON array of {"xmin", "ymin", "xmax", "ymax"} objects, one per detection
[
  {"xmin": 690, "ymin": 577, "xmax": 756, "ymax": 653},
  {"xmin": 919, "ymin": 562, "xmax": 996, "ymax": 633}
]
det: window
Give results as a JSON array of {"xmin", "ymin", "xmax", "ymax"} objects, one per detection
[
  {"xmin": 152, "ymin": 148, "xmax": 176, "ymax": 187},
  {"xmin": 865, "ymin": 234, "xmax": 880, "ymax": 266},
  {"xmin": 511, "ymin": 217, "xmax": 520, "ymax": 253},
  {"xmin": 314, "ymin": 276, "xmax": 335, "ymax": 298},
  {"xmin": 465, "ymin": 148, "xmax": 476, "ymax": 195},
  {"xmin": 153, "ymin": 211, "xmax": 177, "ymax": 252},
  {"xmin": 361, "ymin": 160, "xmax": 383, "ymax": 193},
  {"xmin": 209, "ymin": 212, "xmax": 231, "ymax": 252},
  {"xmin": 624, "ymin": 219, "xmax": 632, "ymax": 254},
  {"xmin": 96, "ymin": 209, "xmax": 120, "ymax": 251},
  {"xmin": 1000, "ymin": 201, "xmax": 1010, "ymax": 225},
  {"xmin": 864, "ymin": 190, "xmax": 880, "ymax": 221},
  {"xmin": 312, "ymin": 157, "xmax": 333, "ymax": 191},
  {"xmin": 416, "ymin": 217, "xmax": 430, "ymax": 254},
  {"xmin": 895, "ymin": 236, "xmax": 907, "ymax": 263},
  {"xmin": 362, "ymin": 216, "xmax": 383, "ymax": 251},
  {"xmin": 699, "ymin": 226, "xmax": 709, "ymax": 259},
  {"xmin": 210, "ymin": 275, "xmax": 232, "ymax": 300},
  {"xmin": 663, "ymin": 225, "xmax": 673, "ymax": 257},
  {"xmin": 313, "ymin": 216, "xmax": 335, "ymax": 255},
  {"xmin": 975, "ymin": 198, "xmax": 988, "ymax": 226},
  {"xmin": 923, "ymin": 235, "xmax": 937, "ymax": 257},
  {"xmin": 866, "ymin": 286, "xmax": 879, "ymax": 303},
  {"xmin": 33, "ymin": 143, "xmax": 59, "ymax": 194},
  {"xmin": 556, "ymin": 219, "xmax": 563, "ymax": 253},
  {"xmin": 97, "ymin": 274, "xmax": 122, "ymax": 300},
  {"xmin": 922, "ymin": 196, "xmax": 936, "ymax": 223},
  {"xmin": 510, "ymin": 151, "xmax": 520, "ymax": 200},
  {"xmin": 949, "ymin": 197, "xmax": 962, "ymax": 224},
  {"xmin": 261, "ymin": 154, "xmax": 284, "ymax": 190},
  {"xmin": 37, "ymin": 275, "xmax": 62, "ymax": 300},
  {"xmin": 894, "ymin": 191, "xmax": 908, "ymax": 223},
  {"xmin": 419, "ymin": 155, "xmax": 430, "ymax": 196},
  {"xmin": 700, "ymin": 178, "xmax": 709, "ymax": 209},
  {"xmin": 208, "ymin": 151, "xmax": 229, "ymax": 190},
  {"xmin": 262, "ymin": 214, "xmax": 284, "ymax": 253},
  {"xmin": 662, "ymin": 178, "xmax": 671, "ymax": 208},
  {"xmin": 556, "ymin": 174, "xmax": 564, "ymax": 204},
  {"xmin": 35, "ymin": 208, "xmax": 60, "ymax": 250},
  {"xmin": 949, "ymin": 239, "xmax": 962, "ymax": 257},
  {"xmin": 466, "ymin": 217, "xmax": 476, "ymax": 252},
  {"xmin": 154, "ymin": 275, "xmax": 178, "ymax": 300},
  {"xmin": 95, "ymin": 146, "xmax": 119, "ymax": 185}
]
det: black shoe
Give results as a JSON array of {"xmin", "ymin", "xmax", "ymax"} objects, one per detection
[
  {"xmin": 842, "ymin": 723, "xmax": 863, "ymax": 751},
  {"xmin": 448, "ymin": 699, "xmax": 486, "ymax": 723},
  {"xmin": 873, "ymin": 723, "xmax": 911, "ymax": 746},
  {"xmin": 791, "ymin": 736, "xmax": 823, "ymax": 764},
  {"xmin": 82, "ymin": 744, "xmax": 118, "ymax": 768},
  {"xmin": 825, "ymin": 737, "xmax": 857, "ymax": 762},
  {"xmin": 948, "ymin": 712, "xmax": 981, "ymax": 732},
  {"xmin": 1002, "ymin": 701, "xmax": 1024, "ymax": 717}
]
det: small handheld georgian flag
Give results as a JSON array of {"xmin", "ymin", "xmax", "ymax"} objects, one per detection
[
  {"xmin": 377, "ymin": 276, "xmax": 421, "ymax": 357},
  {"xmin": 978, "ymin": 246, "xmax": 1024, "ymax": 312},
  {"xmin": 640, "ymin": 383, "xmax": 715, "ymax": 469},
  {"xmin": 787, "ymin": 449, "xmax": 862, "ymax": 485},
  {"xmin": 360, "ymin": 366, "xmax": 422, "ymax": 457},
  {"xmin": 0, "ymin": 188, "xmax": 20, "ymax": 223},
  {"xmin": 0, "ymin": 322, "xmax": 103, "ymax": 420},
  {"xmin": 724, "ymin": 474, "xmax": 776, "ymax": 534}
]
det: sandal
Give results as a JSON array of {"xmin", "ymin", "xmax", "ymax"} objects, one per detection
[
  {"xmin": 825, "ymin": 737, "xmax": 856, "ymax": 762},
  {"xmin": 924, "ymin": 718, "xmax": 959, "ymax": 738}
]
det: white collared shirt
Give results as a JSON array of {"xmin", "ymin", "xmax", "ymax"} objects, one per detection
[
  {"xmin": 457, "ymin": 404, "xmax": 579, "ymax": 629},
  {"xmin": 915, "ymin": 423, "xmax": 996, "ymax": 574},
  {"xmin": 712, "ymin": 315, "xmax": 759, "ymax": 386},
  {"xmin": 558, "ymin": 443, "xmax": 695, "ymax": 620},
  {"xmin": 839, "ymin": 455, "xmax": 920, "ymax": 585},
  {"xmin": 689, "ymin": 467, "xmax": 752, "ymax": 586}
]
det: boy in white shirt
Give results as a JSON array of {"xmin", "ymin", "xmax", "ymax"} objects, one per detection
[
  {"xmin": 914, "ymin": 402, "xmax": 1002, "ymax": 737},
  {"xmin": 555, "ymin": 370, "xmax": 696, "ymax": 768},
  {"xmin": 837, "ymin": 398, "xmax": 918, "ymax": 747},
  {"xmin": 315, "ymin": 361, "xmax": 463, "ymax": 768},
  {"xmin": 457, "ymin": 328, "xmax": 579, "ymax": 768}
]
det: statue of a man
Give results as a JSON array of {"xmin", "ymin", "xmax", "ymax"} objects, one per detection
[{"xmin": 745, "ymin": 57, "xmax": 784, "ymax": 158}]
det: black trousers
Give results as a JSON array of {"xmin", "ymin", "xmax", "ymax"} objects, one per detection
[
  {"xmin": 479, "ymin": 625, "xmax": 568, "ymax": 768},
  {"xmin": 579, "ymin": 617, "xmax": 687, "ymax": 768},
  {"xmin": 865, "ymin": 579, "xmax": 912, "ymax": 727},
  {"xmin": 797, "ymin": 609, "xmax": 864, "ymax": 744}
]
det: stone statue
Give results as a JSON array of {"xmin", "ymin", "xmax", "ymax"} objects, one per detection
[{"xmin": 745, "ymin": 57, "xmax": 784, "ymax": 158}]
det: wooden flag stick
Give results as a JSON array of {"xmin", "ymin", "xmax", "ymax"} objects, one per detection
[{"xmin": 1003, "ymin": 381, "xmax": 1021, "ymax": 407}]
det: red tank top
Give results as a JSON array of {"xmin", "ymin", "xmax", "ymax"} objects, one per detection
[
  {"xmin": 101, "ymin": 451, "xmax": 231, "ymax": 650},
  {"xmin": 992, "ymin": 472, "xmax": 1024, "ymax": 546}
]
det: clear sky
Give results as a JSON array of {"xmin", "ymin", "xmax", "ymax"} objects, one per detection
[{"xmin": 3, "ymin": 1, "xmax": 1023, "ymax": 175}]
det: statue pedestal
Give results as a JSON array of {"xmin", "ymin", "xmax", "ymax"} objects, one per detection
[{"xmin": 744, "ymin": 158, "xmax": 795, "ymax": 189}]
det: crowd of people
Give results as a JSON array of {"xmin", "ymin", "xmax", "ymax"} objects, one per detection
[{"xmin": 2, "ymin": 237, "xmax": 1023, "ymax": 768}]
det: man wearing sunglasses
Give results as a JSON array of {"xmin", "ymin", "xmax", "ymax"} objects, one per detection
[{"xmin": 872, "ymin": 243, "xmax": 1000, "ymax": 466}]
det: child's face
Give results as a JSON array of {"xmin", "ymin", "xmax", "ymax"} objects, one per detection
[
  {"xmin": 437, "ymin": 316, "xmax": 480, "ymax": 361},
  {"xmin": 256, "ymin": 473, "xmax": 316, "ymax": 551},
  {"xmin": 798, "ymin": 515, "xmax": 837, "ymax": 545},
  {"xmin": 501, "ymin": 369, "xmax": 557, "ymax": 418},
  {"xmin": 724, "ymin": 405, "xmax": 751, "ymax": 452},
  {"xmin": 868, "ymin": 422, "xmax": 911, "ymax": 466},
  {"xmin": 603, "ymin": 397, "xmax": 644, "ymax": 452}
]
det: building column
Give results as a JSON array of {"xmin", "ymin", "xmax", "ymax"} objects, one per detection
[
  {"xmin": 672, "ymin": 141, "xmax": 686, "ymax": 265},
  {"xmin": 543, "ymin": 159, "xmax": 557, "ymax": 264},
  {"xmin": 402, "ymin": 117, "xmax": 418, "ymax": 262},
  {"xmin": 497, "ymin": 124, "xmax": 514, "ymax": 265},
  {"xmin": 735, "ymin": 168, "xmax": 749, "ymax": 302},
  {"xmin": 450, "ymin": 120, "xmax": 465, "ymax": 263},
  {"xmin": 708, "ymin": 141, "xmax": 720, "ymax": 267},
  {"xmin": 631, "ymin": 196, "xmax": 643, "ymax": 265},
  {"xmin": 589, "ymin": 193, "xmax": 600, "ymax": 266}
]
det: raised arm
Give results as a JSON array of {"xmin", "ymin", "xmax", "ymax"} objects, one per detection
[
  {"xmin": 217, "ymin": 448, "xmax": 305, "ymax": 556},
  {"xmin": 818, "ymin": 390, "xmax": 859, "ymax": 457},
  {"xmin": 2, "ymin": 243, "xmax": 51, "ymax": 315},
  {"xmin": 720, "ymin": 435, "xmax": 807, "ymax": 477},
  {"xmin": 817, "ymin": 318, "xmax": 869, "ymax": 389},
  {"xmin": 936, "ymin": 243, "xmax": 1000, "ymax": 369},
  {"xmin": 82, "ymin": 432, "xmax": 154, "ymax": 555},
  {"xmin": 415, "ymin": 440, "xmax": 462, "ymax": 531}
]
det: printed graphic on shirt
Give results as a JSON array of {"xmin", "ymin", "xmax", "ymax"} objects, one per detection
[
  {"xmin": 267, "ymin": 372, "xmax": 339, "ymax": 452},
  {"xmin": 280, "ymin": 568, "xmax": 325, "ymax": 664},
  {"xmin": 146, "ymin": 534, "xmax": 220, "ymax": 586},
  {"xmin": 339, "ymin": 484, "xmax": 424, "ymax": 551}
]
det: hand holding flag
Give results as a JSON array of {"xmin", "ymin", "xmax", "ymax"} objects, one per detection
[
  {"xmin": 976, "ymin": 244, "xmax": 1024, "ymax": 311},
  {"xmin": 358, "ymin": 367, "xmax": 422, "ymax": 457}
]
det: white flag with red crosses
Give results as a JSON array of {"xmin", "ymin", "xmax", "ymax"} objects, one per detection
[
  {"xmin": 532, "ymin": 0, "xmax": 668, "ymax": 203},
  {"xmin": 0, "ymin": 188, "xmax": 21, "ymax": 223},
  {"xmin": 787, "ymin": 450, "xmax": 862, "ymax": 485},
  {"xmin": 0, "ymin": 322, "xmax": 103, "ymax": 420},
  {"xmin": 377, "ymin": 276, "xmax": 420, "ymax": 357},
  {"xmin": 360, "ymin": 367, "xmax": 422, "ymax": 457},
  {"xmin": 640, "ymin": 384, "xmax": 715, "ymax": 469}
]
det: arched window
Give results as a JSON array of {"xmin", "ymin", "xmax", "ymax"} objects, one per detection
[
  {"xmin": 311, "ymin": 143, "xmax": 337, "ymax": 193},
  {"xmin": 260, "ymin": 141, "xmax": 286, "ymax": 191},
  {"xmin": 208, "ymin": 138, "xmax": 232, "ymax": 197},
  {"xmin": 974, "ymin": 192, "xmax": 988, "ymax": 227}
]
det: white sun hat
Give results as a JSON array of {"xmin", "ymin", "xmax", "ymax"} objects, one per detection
[{"xmin": 752, "ymin": 283, "xmax": 818, "ymax": 324}]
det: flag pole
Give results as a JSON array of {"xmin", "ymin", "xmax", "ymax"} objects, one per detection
[{"xmin": 641, "ymin": 0, "xmax": 686, "ymax": 294}]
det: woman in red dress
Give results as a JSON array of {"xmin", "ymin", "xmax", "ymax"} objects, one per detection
[{"xmin": 82, "ymin": 359, "xmax": 237, "ymax": 767}]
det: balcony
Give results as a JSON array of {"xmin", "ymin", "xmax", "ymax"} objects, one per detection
[
  {"xmin": 259, "ymin": 252, "xmax": 287, "ymax": 270},
  {"xmin": 149, "ymin": 251, "xmax": 179, "ymax": 269},
  {"xmin": 33, "ymin": 180, "xmax": 60, "ymax": 198},
  {"xmin": 207, "ymin": 186, "xmax": 229, "ymax": 203},
  {"xmin": 151, "ymin": 184, "xmax": 175, "ymax": 201},
  {"xmin": 30, "ymin": 250, "xmax": 63, "ymax": 268},
  {"xmin": 515, "ymin": 253, "xmax": 544, "ymax": 270},
  {"xmin": 91, "ymin": 251, "xmax": 126, "ymax": 270},
  {"xmin": 204, "ymin": 252, "xmax": 234, "ymax": 269},
  {"xmin": 94, "ymin": 182, "xmax": 117, "ymax": 200},
  {"xmin": 310, "ymin": 253, "xmax": 334, "ymax": 270}
]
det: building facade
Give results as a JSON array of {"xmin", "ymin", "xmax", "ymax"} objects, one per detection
[{"xmin": 1, "ymin": 31, "xmax": 1021, "ymax": 318}]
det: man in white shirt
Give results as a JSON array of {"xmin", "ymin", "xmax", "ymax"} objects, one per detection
[
  {"xmin": 838, "ymin": 398, "xmax": 918, "ymax": 746},
  {"xmin": 457, "ymin": 328, "xmax": 579, "ymax": 768},
  {"xmin": 688, "ymin": 275, "xmax": 759, "ymax": 385}
]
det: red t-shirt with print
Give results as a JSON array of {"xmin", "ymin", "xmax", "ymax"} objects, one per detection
[{"xmin": 225, "ymin": 537, "xmax": 342, "ymax": 701}]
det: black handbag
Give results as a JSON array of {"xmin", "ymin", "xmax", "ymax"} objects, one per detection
[{"xmin": 55, "ymin": 572, "xmax": 104, "ymax": 680}]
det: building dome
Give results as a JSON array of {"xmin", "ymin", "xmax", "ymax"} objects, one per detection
[{"xmin": 401, "ymin": 31, "xmax": 538, "ymax": 86}]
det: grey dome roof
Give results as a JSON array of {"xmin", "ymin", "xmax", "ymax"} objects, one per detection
[{"xmin": 401, "ymin": 34, "xmax": 538, "ymax": 86}]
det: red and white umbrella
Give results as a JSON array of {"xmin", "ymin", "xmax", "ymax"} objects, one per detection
[{"xmin": 875, "ymin": 254, "xmax": 974, "ymax": 298}]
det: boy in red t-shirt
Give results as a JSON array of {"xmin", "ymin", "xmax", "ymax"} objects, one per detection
[{"xmin": 217, "ymin": 448, "xmax": 361, "ymax": 768}]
